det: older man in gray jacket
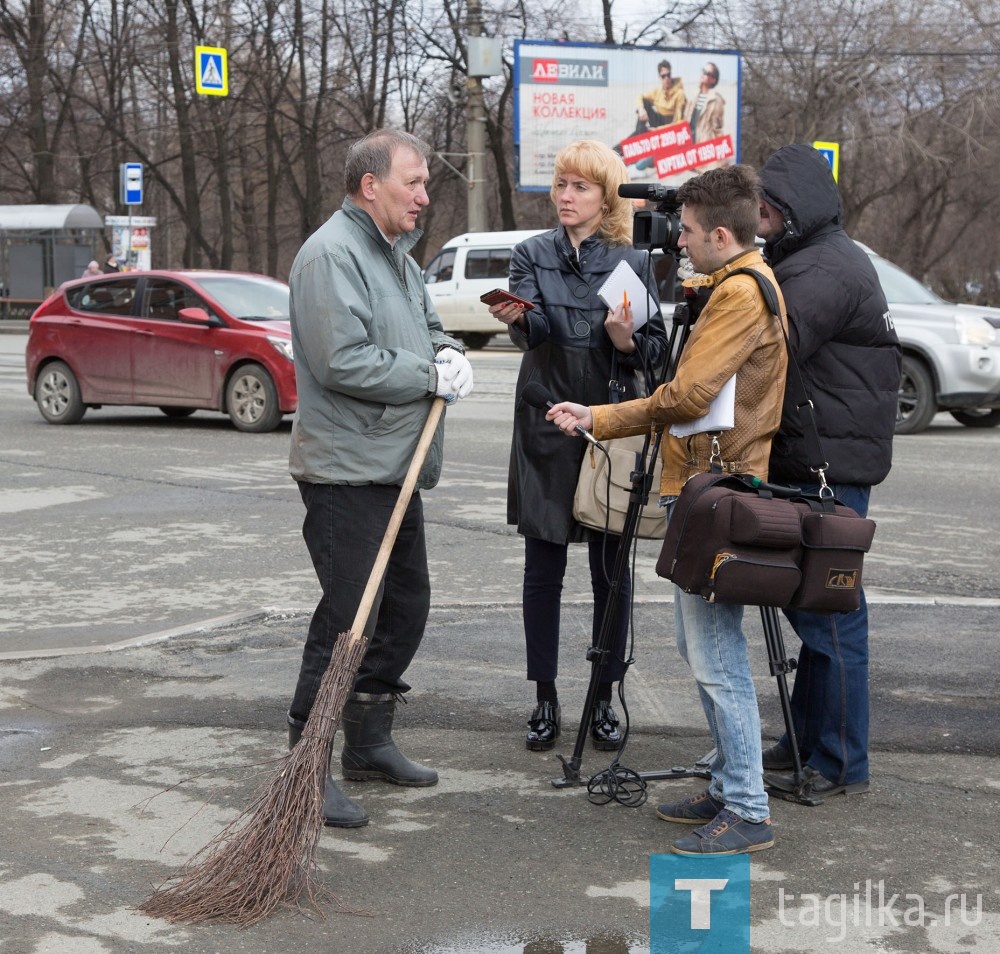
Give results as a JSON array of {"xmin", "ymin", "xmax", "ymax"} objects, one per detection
[{"xmin": 286, "ymin": 128, "xmax": 473, "ymax": 828}]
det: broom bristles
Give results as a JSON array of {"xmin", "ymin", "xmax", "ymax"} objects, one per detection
[{"xmin": 138, "ymin": 633, "xmax": 367, "ymax": 925}]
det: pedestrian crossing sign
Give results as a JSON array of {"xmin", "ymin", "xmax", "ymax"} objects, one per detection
[
  {"xmin": 195, "ymin": 45, "xmax": 228, "ymax": 96},
  {"xmin": 812, "ymin": 141, "xmax": 840, "ymax": 182}
]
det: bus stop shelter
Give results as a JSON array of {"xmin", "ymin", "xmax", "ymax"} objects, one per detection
[{"xmin": 0, "ymin": 204, "xmax": 103, "ymax": 314}]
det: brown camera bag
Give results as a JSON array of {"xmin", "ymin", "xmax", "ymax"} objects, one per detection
[{"xmin": 655, "ymin": 472, "xmax": 876, "ymax": 613}]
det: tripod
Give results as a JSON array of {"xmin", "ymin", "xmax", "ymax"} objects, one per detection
[{"xmin": 551, "ymin": 285, "xmax": 817, "ymax": 806}]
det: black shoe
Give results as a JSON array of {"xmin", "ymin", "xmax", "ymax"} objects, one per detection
[
  {"xmin": 526, "ymin": 702, "xmax": 560, "ymax": 751},
  {"xmin": 764, "ymin": 764, "xmax": 870, "ymax": 800},
  {"xmin": 590, "ymin": 700, "xmax": 622, "ymax": 751},
  {"xmin": 761, "ymin": 741, "xmax": 795, "ymax": 771}
]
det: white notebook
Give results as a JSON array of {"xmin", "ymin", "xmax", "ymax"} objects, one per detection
[
  {"xmin": 669, "ymin": 374, "xmax": 736, "ymax": 437},
  {"xmin": 596, "ymin": 260, "xmax": 656, "ymax": 331}
]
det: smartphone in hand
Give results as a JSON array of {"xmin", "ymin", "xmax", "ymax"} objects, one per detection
[{"xmin": 480, "ymin": 288, "xmax": 535, "ymax": 311}]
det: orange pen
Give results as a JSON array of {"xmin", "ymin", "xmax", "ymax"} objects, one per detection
[{"xmin": 623, "ymin": 291, "xmax": 630, "ymax": 310}]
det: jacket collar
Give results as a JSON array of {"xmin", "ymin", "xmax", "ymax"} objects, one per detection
[
  {"xmin": 682, "ymin": 247, "xmax": 765, "ymax": 292},
  {"xmin": 342, "ymin": 196, "xmax": 423, "ymax": 257},
  {"xmin": 553, "ymin": 224, "xmax": 621, "ymax": 266}
]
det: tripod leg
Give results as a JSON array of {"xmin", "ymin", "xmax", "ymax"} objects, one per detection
[
  {"xmin": 553, "ymin": 516, "xmax": 635, "ymax": 787},
  {"xmin": 758, "ymin": 605, "xmax": 825, "ymax": 805}
]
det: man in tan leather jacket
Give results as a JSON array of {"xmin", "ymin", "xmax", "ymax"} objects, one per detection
[{"xmin": 547, "ymin": 164, "xmax": 788, "ymax": 854}]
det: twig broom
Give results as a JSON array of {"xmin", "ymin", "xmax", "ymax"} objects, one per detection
[{"xmin": 139, "ymin": 398, "xmax": 446, "ymax": 925}]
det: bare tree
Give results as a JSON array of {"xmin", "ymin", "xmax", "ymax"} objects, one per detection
[
  {"xmin": 0, "ymin": 0, "xmax": 991, "ymax": 300},
  {"xmin": 0, "ymin": 0, "xmax": 91, "ymax": 202},
  {"xmin": 709, "ymin": 0, "xmax": 997, "ymax": 294}
]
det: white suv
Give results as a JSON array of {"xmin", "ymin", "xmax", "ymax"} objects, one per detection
[{"xmin": 862, "ymin": 246, "xmax": 1000, "ymax": 434}]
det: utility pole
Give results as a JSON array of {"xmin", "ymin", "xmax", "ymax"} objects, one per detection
[{"xmin": 465, "ymin": 0, "xmax": 487, "ymax": 233}]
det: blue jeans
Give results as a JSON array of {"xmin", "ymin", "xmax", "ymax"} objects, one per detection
[
  {"xmin": 779, "ymin": 482, "xmax": 871, "ymax": 785},
  {"xmin": 289, "ymin": 482, "xmax": 430, "ymax": 721},
  {"xmin": 667, "ymin": 502, "xmax": 770, "ymax": 823}
]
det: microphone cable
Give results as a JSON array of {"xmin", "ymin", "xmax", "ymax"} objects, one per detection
[
  {"xmin": 586, "ymin": 250, "xmax": 668, "ymax": 809},
  {"xmin": 586, "ymin": 681, "xmax": 648, "ymax": 808}
]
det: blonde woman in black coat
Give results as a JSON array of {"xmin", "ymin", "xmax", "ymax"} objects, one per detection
[{"xmin": 488, "ymin": 140, "xmax": 666, "ymax": 751}]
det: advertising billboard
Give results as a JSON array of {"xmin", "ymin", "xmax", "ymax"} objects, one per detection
[{"xmin": 514, "ymin": 40, "xmax": 742, "ymax": 190}]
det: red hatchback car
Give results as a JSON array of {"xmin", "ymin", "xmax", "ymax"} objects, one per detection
[{"xmin": 26, "ymin": 270, "xmax": 297, "ymax": 432}]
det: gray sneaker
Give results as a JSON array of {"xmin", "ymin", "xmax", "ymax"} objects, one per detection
[
  {"xmin": 655, "ymin": 789, "xmax": 725, "ymax": 824},
  {"xmin": 671, "ymin": 808, "xmax": 775, "ymax": 855}
]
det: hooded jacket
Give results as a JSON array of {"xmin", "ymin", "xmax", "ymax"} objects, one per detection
[
  {"xmin": 759, "ymin": 143, "xmax": 901, "ymax": 486},
  {"xmin": 506, "ymin": 226, "xmax": 666, "ymax": 542}
]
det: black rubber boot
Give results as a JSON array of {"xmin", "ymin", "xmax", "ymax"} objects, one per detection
[
  {"xmin": 287, "ymin": 712, "xmax": 369, "ymax": 828},
  {"xmin": 340, "ymin": 692, "xmax": 438, "ymax": 787}
]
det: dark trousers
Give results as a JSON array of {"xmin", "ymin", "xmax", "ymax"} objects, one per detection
[
  {"xmin": 289, "ymin": 482, "xmax": 430, "ymax": 721},
  {"xmin": 780, "ymin": 482, "xmax": 872, "ymax": 785},
  {"xmin": 522, "ymin": 535, "xmax": 631, "ymax": 686}
]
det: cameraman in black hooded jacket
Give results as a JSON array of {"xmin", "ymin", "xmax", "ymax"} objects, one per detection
[{"xmin": 756, "ymin": 143, "xmax": 901, "ymax": 801}]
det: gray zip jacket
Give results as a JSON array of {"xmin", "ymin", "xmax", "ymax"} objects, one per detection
[{"xmin": 288, "ymin": 197, "xmax": 462, "ymax": 488}]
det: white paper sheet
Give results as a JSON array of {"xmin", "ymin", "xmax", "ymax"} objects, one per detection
[
  {"xmin": 596, "ymin": 260, "xmax": 656, "ymax": 331},
  {"xmin": 669, "ymin": 374, "xmax": 736, "ymax": 437}
]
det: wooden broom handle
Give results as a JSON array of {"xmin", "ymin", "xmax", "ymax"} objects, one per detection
[{"xmin": 346, "ymin": 397, "xmax": 447, "ymax": 643}]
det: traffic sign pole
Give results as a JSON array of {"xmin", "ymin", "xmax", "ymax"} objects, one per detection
[{"xmin": 119, "ymin": 163, "xmax": 143, "ymax": 269}]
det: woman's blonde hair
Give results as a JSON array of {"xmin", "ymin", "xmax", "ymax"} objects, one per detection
[{"xmin": 550, "ymin": 139, "xmax": 634, "ymax": 246}]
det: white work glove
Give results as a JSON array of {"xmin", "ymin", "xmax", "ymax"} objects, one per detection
[
  {"xmin": 434, "ymin": 362, "xmax": 459, "ymax": 405},
  {"xmin": 434, "ymin": 347, "xmax": 474, "ymax": 400}
]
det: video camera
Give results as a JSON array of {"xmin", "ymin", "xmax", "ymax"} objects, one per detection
[{"xmin": 618, "ymin": 183, "xmax": 682, "ymax": 254}]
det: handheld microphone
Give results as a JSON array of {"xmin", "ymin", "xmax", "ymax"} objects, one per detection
[{"xmin": 521, "ymin": 382, "xmax": 602, "ymax": 448}]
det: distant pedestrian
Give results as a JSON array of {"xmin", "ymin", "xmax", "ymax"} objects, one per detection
[
  {"xmin": 101, "ymin": 255, "xmax": 121, "ymax": 273},
  {"xmin": 81, "ymin": 261, "xmax": 102, "ymax": 278}
]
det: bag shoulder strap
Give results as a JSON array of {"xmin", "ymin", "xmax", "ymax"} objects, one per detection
[
  {"xmin": 719, "ymin": 267, "xmax": 828, "ymax": 480},
  {"xmin": 722, "ymin": 266, "xmax": 781, "ymax": 318}
]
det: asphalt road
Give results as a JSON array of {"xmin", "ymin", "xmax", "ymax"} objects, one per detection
[
  {"xmin": 1, "ymin": 332, "xmax": 997, "ymax": 657},
  {"xmin": 3, "ymin": 329, "xmax": 1000, "ymax": 953}
]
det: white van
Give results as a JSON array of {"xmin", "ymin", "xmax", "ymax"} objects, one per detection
[{"xmin": 423, "ymin": 230, "xmax": 546, "ymax": 349}]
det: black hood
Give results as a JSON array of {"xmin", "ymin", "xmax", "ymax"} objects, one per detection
[{"xmin": 759, "ymin": 143, "xmax": 842, "ymax": 262}]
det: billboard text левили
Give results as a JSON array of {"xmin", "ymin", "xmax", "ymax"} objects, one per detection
[{"xmin": 514, "ymin": 40, "xmax": 742, "ymax": 190}]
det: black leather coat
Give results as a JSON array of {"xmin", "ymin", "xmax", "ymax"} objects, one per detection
[
  {"xmin": 760, "ymin": 144, "xmax": 901, "ymax": 486},
  {"xmin": 506, "ymin": 227, "xmax": 666, "ymax": 542}
]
